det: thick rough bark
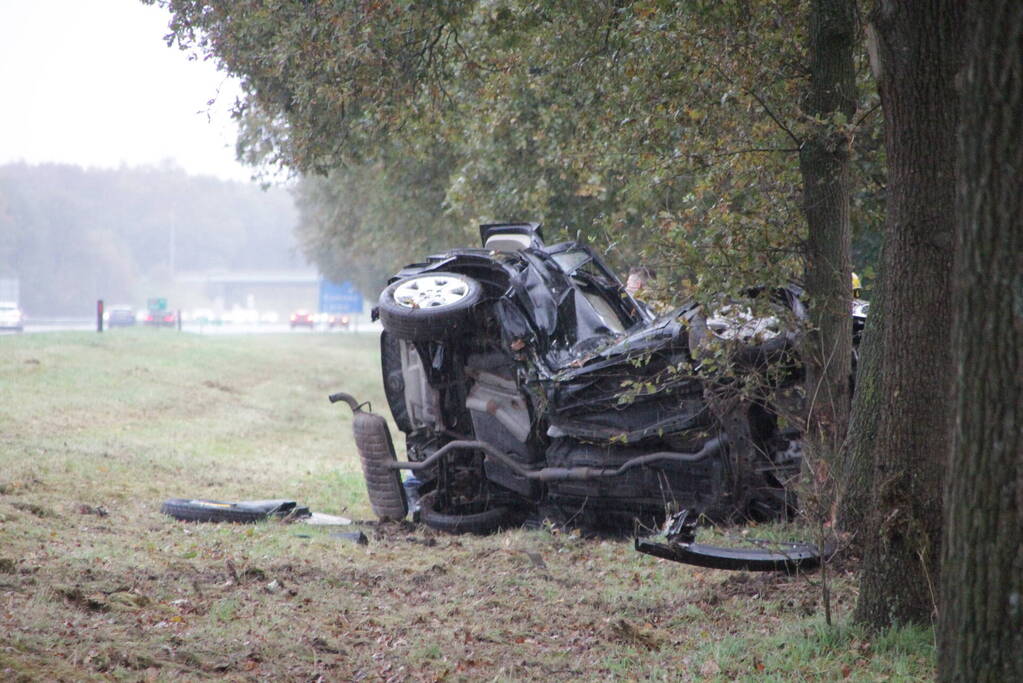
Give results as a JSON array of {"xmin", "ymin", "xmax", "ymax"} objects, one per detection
[
  {"xmin": 838, "ymin": 262, "xmax": 884, "ymax": 543},
  {"xmin": 853, "ymin": 0, "xmax": 963, "ymax": 629},
  {"xmin": 938, "ymin": 4, "xmax": 1023, "ymax": 680},
  {"xmin": 799, "ymin": 0, "xmax": 856, "ymax": 459}
]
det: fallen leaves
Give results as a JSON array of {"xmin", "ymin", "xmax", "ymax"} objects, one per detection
[
  {"xmin": 54, "ymin": 586, "xmax": 150, "ymax": 612},
  {"xmin": 700, "ymin": 658, "xmax": 722, "ymax": 676},
  {"xmin": 608, "ymin": 619, "xmax": 665, "ymax": 651},
  {"xmin": 11, "ymin": 501, "xmax": 54, "ymax": 517},
  {"xmin": 75, "ymin": 504, "xmax": 109, "ymax": 517}
]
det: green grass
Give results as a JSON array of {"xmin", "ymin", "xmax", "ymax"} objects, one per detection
[
  {"xmin": 0, "ymin": 330, "xmax": 935, "ymax": 681},
  {"xmin": 1, "ymin": 329, "xmax": 381, "ymax": 514}
]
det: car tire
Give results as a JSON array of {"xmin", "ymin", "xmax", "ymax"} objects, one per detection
[
  {"xmin": 378, "ymin": 272, "xmax": 483, "ymax": 341},
  {"xmin": 418, "ymin": 491, "xmax": 517, "ymax": 535}
]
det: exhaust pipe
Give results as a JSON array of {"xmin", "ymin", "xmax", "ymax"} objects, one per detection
[{"xmin": 330, "ymin": 393, "xmax": 408, "ymax": 521}]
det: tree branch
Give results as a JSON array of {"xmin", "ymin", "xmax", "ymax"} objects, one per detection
[
  {"xmin": 852, "ymin": 101, "xmax": 881, "ymax": 130},
  {"xmin": 744, "ymin": 87, "xmax": 803, "ymax": 147}
]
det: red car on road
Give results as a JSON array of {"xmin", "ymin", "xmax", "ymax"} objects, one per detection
[
  {"xmin": 290, "ymin": 309, "xmax": 315, "ymax": 329},
  {"xmin": 328, "ymin": 314, "xmax": 351, "ymax": 329},
  {"xmin": 144, "ymin": 310, "xmax": 177, "ymax": 327}
]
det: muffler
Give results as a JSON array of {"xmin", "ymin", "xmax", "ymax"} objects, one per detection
[{"xmin": 330, "ymin": 393, "xmax": 408, "ymax": 521}]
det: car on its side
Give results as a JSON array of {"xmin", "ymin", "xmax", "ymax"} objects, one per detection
[
  {"xmin": 0, "ymin": 301, "xmax": 23, "ymax": 332},
  {"xmin": 345, "ymin": 222, "xmax": 866, "ymax": 536},
  {"xmin": 106, "ymin": 305, "xmax": 136, "ymax": 328}
]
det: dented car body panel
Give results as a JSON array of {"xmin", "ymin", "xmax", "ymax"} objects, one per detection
[{"xmin": 365, "ymin": 223, "xmax": 844, "ymax": 532}]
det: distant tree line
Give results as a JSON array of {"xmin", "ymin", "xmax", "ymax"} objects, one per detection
[{"xmin": 0, "ymin": 162, "xmax": 301, "ymax": 315}]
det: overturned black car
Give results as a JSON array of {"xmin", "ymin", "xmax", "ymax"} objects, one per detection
[{"xmin": 336, "ymin": 223, "xmax": 863, "ymax": 535}]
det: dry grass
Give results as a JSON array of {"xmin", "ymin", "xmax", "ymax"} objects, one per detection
[{"xmin": 0, "ymin": 330, "xmax": 934, "ymax": 681}]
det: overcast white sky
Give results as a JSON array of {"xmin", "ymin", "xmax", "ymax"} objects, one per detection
[{"xmin": 0, "ymin": 0, "xmax": 252, "ymax": 182}]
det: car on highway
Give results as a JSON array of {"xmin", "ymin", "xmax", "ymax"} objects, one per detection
[
  {"xmin": 144, "ymin": 310, "xmax": 178, "ymax": 327},
  {"xmin": 0, "ymin": 301, "xmax": 23, "ymax": 332},
  {"xmin": 328, "ymin": 313, "xmax": 351, "ymax": 329},
  {"xmin": 106, "ymin": 305, "xmax": 136, "ymax": 327},
  {"xmin": 289, "ymin": 309, "xmax": 315, "ymax": 329}
]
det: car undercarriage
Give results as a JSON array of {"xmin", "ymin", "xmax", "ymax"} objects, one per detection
[{"xmin": 333, "ymin": 222, "xmax": 868, "ymax": 543}]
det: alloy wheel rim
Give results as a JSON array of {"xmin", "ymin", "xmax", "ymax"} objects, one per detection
[{"xmin": 393, "ymin": 275, "xmax": 471, "ymax": 309}]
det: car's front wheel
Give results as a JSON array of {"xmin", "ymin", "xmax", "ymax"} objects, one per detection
[{"xmin": 378, "ymin": 272, "xmax": 482, "ymax": 341}]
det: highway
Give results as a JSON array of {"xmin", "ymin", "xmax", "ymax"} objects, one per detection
[{"xmin": 2, "ymin": 319, "xmax": 381, "ymax": 335}]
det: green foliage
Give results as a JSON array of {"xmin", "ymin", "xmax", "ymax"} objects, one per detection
[
  {"xmin": 150, "ymin": 0, "xmax": 884, "ymax": 300},
  {"xmin": 155, "ymin": 0, "xmax": 476, "ymax": 172}
]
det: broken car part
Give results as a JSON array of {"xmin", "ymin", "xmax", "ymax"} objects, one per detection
[
  {"xmin": 330, "ymin": 392, "xmax": 408, "ymax": 521},
  {"xmin": 634, "ymin": 509, "xmax": 827, "ymax": 573},
  {"xmin": 337, "ymin": 222, "xmax": 864, "ymax": 534},
  {"xmin": 330, "ymin": 531, "xmax": 369, "ymax": 545},
  {"xmin": 160, "ymin": 498, "xmax": 310, "ymax": 523}
]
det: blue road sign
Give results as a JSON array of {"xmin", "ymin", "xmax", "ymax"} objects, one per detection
[{"xmin": 319, "ymin": 280, "xmax": 363, "ymax": 314}]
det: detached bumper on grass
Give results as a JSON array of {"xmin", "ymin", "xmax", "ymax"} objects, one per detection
[{"xmin": 160, "ymin": 498, "xmax": 310, "ymax": 523}]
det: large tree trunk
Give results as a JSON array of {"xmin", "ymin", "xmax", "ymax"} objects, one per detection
[
  {"xmin": 852, "ymin": 0, "xmax": 963, "ymax": 629},
  {"xmin": 799, "ymin": 0, "xmax": 855, "ymax": 464},
  {"xmin": 938, "ymin": 4, "xmax": 1023, "ymax": 679},
  {"xmin": 838, "ymin": 260, "xmax": 884, "ymax": 542}
]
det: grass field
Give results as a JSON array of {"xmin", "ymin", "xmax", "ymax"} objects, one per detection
[{"xmin": 1, "ymin": 330, "xmax": 934, "ymax": 681}]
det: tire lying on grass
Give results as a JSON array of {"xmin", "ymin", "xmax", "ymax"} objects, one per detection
[{"xmin": 378, "ymin": 272, "xmax": 482, "ymax": 341}]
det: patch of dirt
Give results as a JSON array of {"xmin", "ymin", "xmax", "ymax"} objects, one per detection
[
  {"xmin": 85, "ymin": 647, "xmax": 160, "ymax": 673},
  {"xmin": 608, "ymin": 619, "xmax": 666, "ymax": 650},
  {"xmin": 54, "ymin": 586, "xmax": 114, "ymax": 612},
  {"xmin": 310, "ymin": 636, "xmax": 345, "ymax": 655},
  {"xmin": 10, "ymin": 501, "xmax": 55, "ymax": 517},
  {"xmin": 410, "ymin": 563, "xmax": 448, "ymax": 587},
  {"xmin": 201, "ymin": 380, "xmax": 237, "ymax": 393},
  {"xmin": 692, "ymin": 570, "xmax": 806, "ymax": 606},
  {"xmin": 0, "ymin": 477, "xmax": 44, "ymax": 495}
]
